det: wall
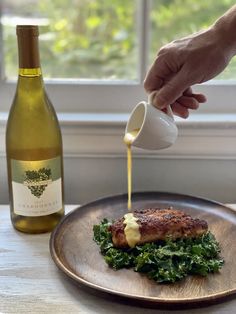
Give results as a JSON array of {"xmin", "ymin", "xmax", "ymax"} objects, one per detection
[
  {"xmin": 62, "ymin": 157, "xmax": 236, "ymax": 204},
  {"xmin": 1, "ymin": 113, "xmax": 236, "ymax": 205}
]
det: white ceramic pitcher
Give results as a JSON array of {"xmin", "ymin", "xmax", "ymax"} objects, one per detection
[{"xmin": 125, "ymin": 92, "xmax": 178, "ymax": 150}]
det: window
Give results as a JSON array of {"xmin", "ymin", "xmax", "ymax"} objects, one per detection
[{"xmin": 1, "ymin": 0, "xmax": 236, "ymax": 114}]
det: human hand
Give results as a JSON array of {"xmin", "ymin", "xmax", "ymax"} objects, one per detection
[{"xmin": 144, "ymin": 27, "xmax": 233, "ymax": 118}]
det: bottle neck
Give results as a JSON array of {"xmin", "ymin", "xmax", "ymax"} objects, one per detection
[
  {"xmin": 15, "ymin": 26, "xmax": 45, "ymax": 100},
  {"xmin": 16, "ymin": 68, "xmax": 44, "ymax": 95}
]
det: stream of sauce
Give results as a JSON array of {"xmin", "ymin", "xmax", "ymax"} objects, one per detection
[
  {"xmin": 123, "ymin": 129, "xmax": 141, "ymax": 247},
  {"xmin": 123, "ymin": 128, "xmax": 139, "ymax": 211}
]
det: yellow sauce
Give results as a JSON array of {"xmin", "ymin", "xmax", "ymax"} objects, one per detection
[
  {"xmin": 123, "ymin": 129, "xmax": 140, "ymax": 211},
  {"xmin": 123, "ymin": 213, "xmax": 141, "ymax": 248}
]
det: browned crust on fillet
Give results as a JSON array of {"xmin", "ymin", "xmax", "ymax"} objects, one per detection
[{"xmin": 108, "ymin": 207, "xmax": 208, "ymax": 248}]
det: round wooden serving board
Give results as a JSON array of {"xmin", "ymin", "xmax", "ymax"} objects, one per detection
[{"xmin": 50, "ymin": 192, "xmax": 236, "ymax": 309}]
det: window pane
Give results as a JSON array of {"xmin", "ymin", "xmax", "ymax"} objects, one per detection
[
  {"xmin": 150, "ymin": 0, "xmax": 236, "ymax": 80},
  {"xmin": 2, "ymin": 0, "xmax": 138, "ymax": 80}
]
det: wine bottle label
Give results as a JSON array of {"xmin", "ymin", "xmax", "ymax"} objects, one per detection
[{"xmin": 11, "ymin": 156, "xmax": 63, "ymax": 217}]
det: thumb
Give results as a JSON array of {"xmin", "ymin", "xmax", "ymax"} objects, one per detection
[{"xmin": 152, "ymin": 72, "xmax": 191, "ymax": 109}]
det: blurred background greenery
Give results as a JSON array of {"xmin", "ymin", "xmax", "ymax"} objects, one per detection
[{"xmin": 2, "ymin": 0, "xmax": 236, "ymax": 80}]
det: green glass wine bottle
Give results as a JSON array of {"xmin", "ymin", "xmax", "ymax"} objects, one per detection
[{"xmin": 6, "ymin": 25, "xmax": 64, "ymax": 233}]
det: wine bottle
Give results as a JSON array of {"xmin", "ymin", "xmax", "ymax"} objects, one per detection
[{"xmin": 6, "ymin": 25, "xmax": 64, "ymax": 233}]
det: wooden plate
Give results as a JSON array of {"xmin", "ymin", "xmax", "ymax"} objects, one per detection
[{"xmin": 50, "ymin": 192, "xmax": 236, "ymax": 309}]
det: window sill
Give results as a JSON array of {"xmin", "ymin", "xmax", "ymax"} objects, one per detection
[{"xmin": 1, "ymin": 112, "xmax": 236, "ymax": 159}]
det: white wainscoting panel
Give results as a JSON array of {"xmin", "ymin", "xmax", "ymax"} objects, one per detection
[{"xmin": 1, "ymin": 112, "xmax": 236, "ymax": 204}]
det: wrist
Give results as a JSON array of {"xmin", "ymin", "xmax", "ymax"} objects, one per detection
[{"xmin": 212, "ymin": 7, "xmax": 236, "ymax": 59}]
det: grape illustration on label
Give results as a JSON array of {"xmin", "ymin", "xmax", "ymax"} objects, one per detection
[{"xmin": 23, "ymin": 168, "xmax": 52, "ymax": 198}]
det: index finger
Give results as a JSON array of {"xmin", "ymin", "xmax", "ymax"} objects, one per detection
[{"xmin": 143, "ymin": 55, "xmax": 172, "ymax": 92}]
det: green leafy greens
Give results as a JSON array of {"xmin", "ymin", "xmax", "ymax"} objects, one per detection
[{"xmin": 93, "ymin": 219, "xmax": 224, "ymax": 283}]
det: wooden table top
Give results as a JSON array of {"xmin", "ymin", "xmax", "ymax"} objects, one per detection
[{"xmin": 0, "ymin": 204, "xmax": 236, "ymax": 314}]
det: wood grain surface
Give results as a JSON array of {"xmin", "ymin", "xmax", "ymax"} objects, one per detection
[{"xmin": 50, "ymin": 192, "xmax": 236, "ymax": 309}]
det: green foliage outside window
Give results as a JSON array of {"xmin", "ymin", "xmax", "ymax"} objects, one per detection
[{"xmin": 2, "ymin": 0, "xmax": 236, "ymax": 80}]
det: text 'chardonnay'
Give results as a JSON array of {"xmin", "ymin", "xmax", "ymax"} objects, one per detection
[{"xmin": 6, "ymin": 25, "xmax": 64, "ymax": 233}]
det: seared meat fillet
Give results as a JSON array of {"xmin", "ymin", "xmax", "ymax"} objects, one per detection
[{"xmin": 109, "ymin": 207, "xmax": 208, "ymax": 248}]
